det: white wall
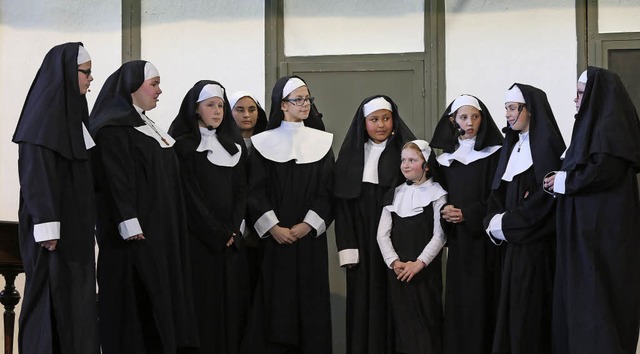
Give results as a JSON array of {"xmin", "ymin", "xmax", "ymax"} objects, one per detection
[
  {"xmin": 0, "ymin": 0, "xmax": 121, "ymax": 348},
  {"xmin": 140, "ymin": 0, "xmax": 265, "ymax": 131},
  {"xmin": 445, "ymin": 0, "xmax": 577, "ymax": 145},
  {"xmin": 599, "ymin": 0, "xmax": 640, "ymax": 33},
  {"xmin": 284, "ymin": 0, "xmax": 424, "ymax": 56}
]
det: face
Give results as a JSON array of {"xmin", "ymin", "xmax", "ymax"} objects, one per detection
[
  {"xmin": 400, "ymin": 147, "xmax": 428, "ymax": 182},
  {"xmin": 131, "ymin": 76, "xmax": 162, "ymax": 111},
  {"xmin": 504, "ymin": 102, "xmax": 530, "ymax": 132},
  {"xmin": 281, "ymin": 86, "xmax": 311, "ymax": 122},
  {"xmin": 232, "ymin": 96, "xmax": 259, "ymax": 133},
  {"xmin": 197, "ymin": 96, "xmax": 225, "ymax": 129},
  {"xmin": 365, "ymin": 108, "xmax": 393, "ymax": 144},
  {"xmin": 575, "ymin": 82, "xmax": 586, "ymax": 111},
  {"xmin": 452, "ymin": 105, "xmax": 481, "ymax": 140},
  {"xmin": 77, "ymin": 61, "xmax": 93, "ymax": 95}
]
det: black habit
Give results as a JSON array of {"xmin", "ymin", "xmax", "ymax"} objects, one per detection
[
  {"xmin": 552, "ymin": 67, "xmax": 640, "ymax": 354},
  {"xmin": 241, "ymin": 76, "xmax": 334, "ymax": 354},
  {"xmin": 169, "ymin": 80, "xmax": 249, "ymax": 354},
  {"xmin": 12, "ymin": 42, "xmax": 98, "ymax": 354},
  {"xmin": 333, "ymin": 95, "xmax": 415, "ymax": 354},
  {"xmin": 89, "ymin": 60, "xmax": 198, "ymax": 354},
  {"xmin": 484, "ymin": 84, "xmax": 565, "ymax": 354},
  {"xmin": 430, "ymin": 95, "xmax": 503, "ymax": 354}
]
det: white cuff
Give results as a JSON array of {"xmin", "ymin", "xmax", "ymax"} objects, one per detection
[
  {"xmin": 254, "ymin": 210, "xmax": 279, "ymax": 238},
  {"xmin": 486, "ymin": 213, "xmax": 506, "ymax": 245},
  {"xmin": 554, "ymin": 171, "xmax": 567, "ymax": 194},
  {"xmin": 338, "ymin": 249, "xmax": 359, "ymax": 266},
  {"xmin": 118, "ymin": 218, "xmax": 143, "ymax": 240},
  {"xmin": 239, "ymin": 219, "xmax": 246, "ymax": 237},
  {"xmin": 303, "ymin": 210, "xmax": 326, "ymax": 236},
  {"xmin": 34, "ymin": 221, "xmax": 60, "ymax": 242}
]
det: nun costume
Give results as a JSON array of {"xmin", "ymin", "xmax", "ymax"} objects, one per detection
[
  {"xmin": 89, "ymin": 60, "xmax": 198, "ymax": 354},
  {"xmin": 333, "ymin": 95, "xmax": 415, "ymax": 354},
  {"xmin": 376, "ymin": 140, "xmax": 447, "ymax": 354},
  {"xmin": 13, "ymin": 42, "xmax": 98, "ymax": 354},
  {"xmin": 549, "ymin": 67, "xmax": 640, "ymax": 354},
  {"xmin": 483, "ymin": 84, "xmax": 565, "ymax": 354},
  {"xmin": 430, "ymin": 95, "xmax": 503, "ymax": 354},
  {"xmin": 169, "ymin": 81, "xmax": 249, "ymax": 354},
  {"xmin": 242, "ymin": 76, "xmax": 334, "ymax": 354}
]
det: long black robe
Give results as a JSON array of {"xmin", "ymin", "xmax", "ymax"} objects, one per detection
[
  {"xmin": 552, "ymin": 67, "xmax": 640, "ymax": 354},
  {"xmin": 13, "ymin": 42, "xmax": 98, "ymax": 354},
  {"xmin": 430, "ymin": 95, "xmax": 503, "ymax": 354},
  {"xmin": 174, "ymin": 139, "xmax": 248, "ymax": 354},
  {"xmin": 90, "ymin": 60, "xmax": 197, "ymax": 354},
  {"xmin": 387, "ymin": 206, "xmax": 443, "ymax": 354},
  {"xmin": 333, "ymin": 95, "xmax": 415, "ymax": 354},
  {"xmin": 169, "ymin": 80, "xmax": 249, "ymax": 354},
  {"xmin": 242, "ymin": 149, "xmax": 334, "ymax": 354},
  {"xmin": 484, "ymin": 83, "xmax": 565, "ymax": 354},
  {"xmin": 440, "ymin": 156, "xmax": 502, "ymax": 354}
]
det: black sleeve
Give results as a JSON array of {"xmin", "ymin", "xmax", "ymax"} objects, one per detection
[
  {"xmin": 177, "ymin": 153, "xmax": 231, "ymax": 252},
  {"xmin": 231, "ymin": 154, "xmax": 248, "ymax": 245},
  {"xmin": 334, "ymin": 198, "xmax": 358, "ymax": 251},
  {"xmin": 307, "ymin": 151, "xmax": 335, "ymax": 232},
  {"xmin": 563, "ymin": 153, "xmax": 630, "ymax": 195},
  {"xmin": 501, "ymin": 183, "xmax": 556, "ymax": 245},
  {"xmin": 247, "ymin": 150, "xmax": 276, "ymax": 234},
  {"xmin": 18, "ymin": 143, "xmax": 61, "ymax": 226},
  {"xmin": 94, "ymin": 127, "xmax": 139, "ymax": 224}
]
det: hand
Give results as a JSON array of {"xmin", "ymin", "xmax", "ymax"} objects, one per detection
[
  {"xmin": 39, "ymin": 240, "xmax": 58, "ymax": 251},
  {"xmin": 391, "ymin": 259, "xmax": 405, "ymax": 277},
  {"xmin": 269, "ymin": 225, "xmax": 296, "ymax": 244},
  {"xmin": 344, "ymin": 263, "xmax": 357, "ymax": 269},
  {"xmin": 543, "ymin": 174, "xmax": 556, "ymax": 192},
  {"xmin": 290, "ymin": 223, "xmax": 312, "ymax": 240},
  {"xmin": 126, "ymin": 233, "xmax": 145, "ymax": 241},
  {"xmin": 226, "ymin": 234, "xmax": 235, "ymax": 247},
  {"xmin": 397, "ymin": 260, "xmax": 425, "ymax": 282},
  {"xmin": 442, "ymin": 204, "xmax": 464, "ymax": 224}
]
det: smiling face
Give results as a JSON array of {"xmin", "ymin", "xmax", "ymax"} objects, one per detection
[
  {"xmin": 197, "ymin": 96, "xmax": 225, "ymax": 129},
  {"xmin": 77, "ymin": 60, "xmax": 93, "ymax": 95},
  {"xmin": 365, "ymin": 108, "xmax": 393, "ymax": 144},
  {"xmin": 400, "ymin": 146, "xmax": 428, "ymax": 182},
  {"xmin": 131, "ymin": 76, "xmax": 162, "ymax": 111},
  {"xmin": 505, "ymin": 102, "xmax": 530, "ymax": 132},
  {"xmin": 452, "ymin": 105, "xmax": 481, "ymax": 140},
  {"xmin": 281, "ymin": 86, "xmax": 311, "ymax": 122},
  {"xmin": 232, "ymin": 96, "xmax": 259, "ymax": 136}
]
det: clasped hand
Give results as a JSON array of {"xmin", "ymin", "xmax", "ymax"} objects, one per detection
[
  {"xmin": 391, "ymin": 259, "xmax": 425, "ymax": 282},
  {"xmin": 441, "ymin": 204, "xmax": 464, "ymax": 224},
  {"xmin": 270, "ymin": 223, "xmax": 312, "ymax": 244}
]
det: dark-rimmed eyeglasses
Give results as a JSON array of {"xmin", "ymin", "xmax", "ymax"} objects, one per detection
[
  {"xmin": 78, "ymin": 68, "xmax": 92, "ymax": 78},
  {"xmin": 283, "ymin": 96, "xmax": 315, "ymax": 106}
]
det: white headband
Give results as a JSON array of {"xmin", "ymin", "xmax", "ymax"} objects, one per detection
[
  {"xmin": 282, "ymin": 77, "xmax": 306, "ymax": 98},
  {"xmin": 578, "ymin": 70, "xmax": 588, "ymax": 84},
  {"xmin": 409, "ymin": 139, "xmax": 432, "ymax": 162},
  {"xmin": 363, "ymin": 97, "xmax": 393, "ymax": 117},
  {"xmin": 197, "ymin": 84, "xmax": 225, "ymax": 103},
  {"xmin": 505, "ymin": 85, "xmax": 526, "ymax": 104},
  {"xmin": 449, "ymin": 95, "xmax": 481, "ymax": 115},
  {"xmin": 77, "ymin": 45, "xmax": 91, "ymax": 65},
  {"xmin": 144, "ymin": 62, "xmax": 160, "ymax": 80},
  {"xmin": 229, "ymin": 90, "xmax": 259, "ymax": 109}
]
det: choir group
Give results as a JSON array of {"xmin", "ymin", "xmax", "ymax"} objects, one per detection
[{"xmin": 12, "ymin": 42, "xmax": 640, "ymax": 354}]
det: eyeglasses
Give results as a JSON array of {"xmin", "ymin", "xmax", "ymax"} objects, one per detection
[
  {"xmin": 283, "ymin": 96, "xmax": 315, "ymax": 106},
  {"xmin": 77, "ymin": 68, "xmax": 92, "ymax": 78}
]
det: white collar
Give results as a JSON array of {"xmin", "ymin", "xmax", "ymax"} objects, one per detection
[
  {"xmin": 133, "ymin": 105, "xmax": 175, "ymax": 148},
  {"xmin": 501, "ymin": 131, "xmax": 533, "ymax": 182},
  {"xmin": 384, "ymin": 178, "xmax": 447, "ymax": 218},
  {"xmin": 81, "ymin": 122, "xmax": 95, "ymax": 150},
  {"xmin": 251, "ymin": 121, "xmax": 333, "ymax": 164},
  {"xmin": 196, "ymin": 127, "xmax": 242, "ymax": 167},
  {"xmin": 436, "ymin": 137, "xmax": 501, "ymax": 166},
  {"xmin": 362, "ymin": 139, "xmax": 388, "ymax": 184}
]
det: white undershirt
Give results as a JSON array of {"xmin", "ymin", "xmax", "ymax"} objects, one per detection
[{"xmin": 362, "ymin": 139, "xmax": 387, "ymax": 184}]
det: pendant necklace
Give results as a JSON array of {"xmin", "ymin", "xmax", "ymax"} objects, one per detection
[
  {"xmin": 142, "ymin": 113, "xmax": 170, "ymax": 146},
  {"xmin": 517, "ymin": 133, "xmax": 529, "ymax": 153}
]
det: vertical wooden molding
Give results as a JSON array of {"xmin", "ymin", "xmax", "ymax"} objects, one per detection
[
  {"xmin": 576, "ymin": 0, "xmax": 589, "ymax": 73},
  {"xmin": 122, "ymin": 0, "xmax": 141, "ymax": 63},
  {"xmin": 264, "ymin": 0, "xmax": 285, "ymax": 112},
  {"xmin": 424, "ymin": 0, "xmax": 446, "ymax": 136}
]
